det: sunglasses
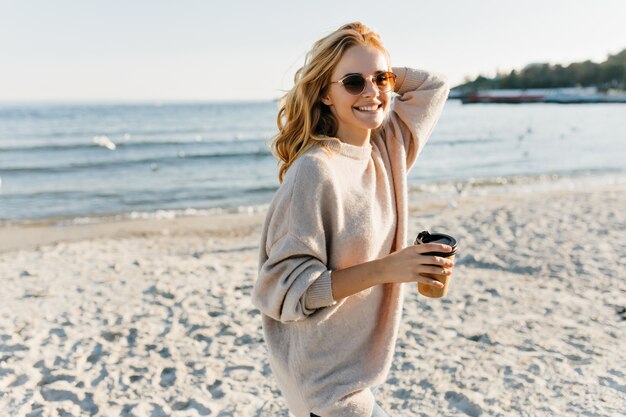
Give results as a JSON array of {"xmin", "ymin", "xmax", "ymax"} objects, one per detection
[{"xmin": 329, "ymin": 71, "xmax": 396, "ymax": 95}]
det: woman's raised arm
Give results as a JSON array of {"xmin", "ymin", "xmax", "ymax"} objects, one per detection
[{"xmin": 384, "ymin": 67, "xmax": 451, "ymax": 171}]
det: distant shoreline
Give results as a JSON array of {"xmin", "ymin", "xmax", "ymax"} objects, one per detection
[
  {"xmin": 3, "ymin": 177, "xmax": 625, "ymax": 254},
  {"xmin": 2, "ymin": 170, "xmax": 624, "ymax": 229},
  {"xmin": 449, "ymin": 86, "xmax": 626, "ymax": 104}
]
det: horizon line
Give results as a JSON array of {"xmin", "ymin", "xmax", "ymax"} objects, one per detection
[{"xmin": 0, "ymin": 98, "xmax": 284, "ymax": 106}]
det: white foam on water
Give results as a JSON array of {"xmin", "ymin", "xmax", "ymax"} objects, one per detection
[{"xmin": 48, "ymin": 203, "xmax": 272, "ymax": 227}]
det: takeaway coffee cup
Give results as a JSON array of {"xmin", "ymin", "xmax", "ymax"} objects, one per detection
[{"xmin": 414, "ymin": 231, "xmax": 458, "ymax": 298}]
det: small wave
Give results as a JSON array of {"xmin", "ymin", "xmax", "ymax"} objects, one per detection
[
  {"xmin": 408, "ymin": 169, "xmax": 626, "ymax": 199},
  {"xmin": 0, "ymin": 136, "xmax": 270, "ymax": 152},
  {"xmin": 432, "ymin": 138, "xmax": 501, "ymax": 146},
  {"xmin": 71, "ymin": 203, "xmax": 271, "ymax": 225},
  {"xmin": 245, "ymin": 185, "xmax": 279, "ymax": 194},
  {"xmin": 0, "ymin": 203, "xmax": 272, "ymax": 227},
  {"xmin": 0, "ymin": 149, "xmax": 273, "ymax": 174}
]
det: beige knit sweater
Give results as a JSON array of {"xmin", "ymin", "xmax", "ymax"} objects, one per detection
[{"xmin": 251, "ymin": 67, "xmax": 450, "ymax": 417}]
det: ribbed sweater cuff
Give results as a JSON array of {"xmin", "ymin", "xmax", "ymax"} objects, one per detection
[
  {"xmin": 395, "ymin": 67, "xmax": 429, "ymax": 95},
  {"xmin": 304, "ymin": 270, "xmax": 336, "ymax": 310}
]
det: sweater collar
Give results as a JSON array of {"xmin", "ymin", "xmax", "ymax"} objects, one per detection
[{"xmin": 318, "ymin": 136, "xmax": 372, "ymax": 160}]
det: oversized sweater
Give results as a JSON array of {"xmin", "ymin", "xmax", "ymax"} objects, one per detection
[{"xmin": 251, "ymin": 67, "xmax": 450, "ymax": 417}]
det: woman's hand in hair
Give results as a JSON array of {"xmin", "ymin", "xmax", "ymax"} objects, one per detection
[
  {"xmin": 391, "ymin": 66, "xmax": 407, "ymax": 93},
  {"xmin": 376, "ymin": 243, "xmax": 455, "ymax": 288}
]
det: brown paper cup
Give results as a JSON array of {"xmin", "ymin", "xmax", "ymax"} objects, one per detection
[{"xmin": 414, "ymin": 231, "xmax": 458, "ymax": 298}]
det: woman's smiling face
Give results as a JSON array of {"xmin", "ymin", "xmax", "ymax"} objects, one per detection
[{"xmin": 321, "ymin": 45, "xmax": 392, "ymax": 142}]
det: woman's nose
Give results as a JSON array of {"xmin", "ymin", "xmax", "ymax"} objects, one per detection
[{"xmin": 361, "ymin": 79, "xmax": 379, "ymax": 96}]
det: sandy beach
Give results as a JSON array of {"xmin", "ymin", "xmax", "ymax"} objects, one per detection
[{"xmin": 1, "ymin": 182, "xmax": 625, "ymax": 416}]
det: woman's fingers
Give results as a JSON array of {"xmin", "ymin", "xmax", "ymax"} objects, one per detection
[
  {"xmin": 417, "ymin": 274, "xmax": 444, "ymax": 288},
  {"xmin": 418, "ymin": 265, "xmax": 452, "ymax": 275},
  {"xmin": 414, "ymin": 243, "xmax": 453, "ymax": 255},
  {"xmin": 416, "ymin": 255, "xmax": 455, "ymax": 268}
]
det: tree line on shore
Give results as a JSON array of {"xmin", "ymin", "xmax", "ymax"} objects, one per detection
[{"xmin": 455, "ymin": 48, "xmax": 626, "ymax": 92}]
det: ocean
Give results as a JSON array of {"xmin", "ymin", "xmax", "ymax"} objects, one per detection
[{"xmin": 1, "ymin": 100, "xmax": 625, "ymax": 223}]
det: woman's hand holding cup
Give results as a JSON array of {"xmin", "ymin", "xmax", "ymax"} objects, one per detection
[{"xmin": 376, "ymin": 243, "xmax": 456, "ymax": 289}]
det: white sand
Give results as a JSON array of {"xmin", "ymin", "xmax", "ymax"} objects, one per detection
[{"xmin": 1, "ymin": 184, "xmax": 625, "ymax": 416}]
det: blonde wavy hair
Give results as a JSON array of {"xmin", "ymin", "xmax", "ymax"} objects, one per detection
[{"xmin": 270, "ymin": 21, "xmax": 391, "ymax": 183}]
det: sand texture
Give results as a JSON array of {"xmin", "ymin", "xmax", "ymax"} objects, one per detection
[{"xmin": 1, "ymin": 184, "xmax": 625, "ymax": 416}]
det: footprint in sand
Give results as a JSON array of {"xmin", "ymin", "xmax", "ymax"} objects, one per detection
[
  {"xmin": 444, "ymin": 391, "xmax": 483, "ymax": 417},
  {"xmin": 208, "ymin": 379, "xmax": 225, "ymax": 399},
  {"xmin": 39, "ymin": 386, "xmax": 99, "ymax": 415},
  {"xmin": 172, "ymin": 399, "xmax": 212, "ymax": 415},
  {"xmin": 159, "ymin": 367, "xmax": 176, "ymax": 387},
  {"xmin": 599, "ymin": 376, "xmax": 626, "ymax": 394},
  {"xmin": 224, "ymin": 365, "xmax": 255, "ymax": 382},
  {"xmin": 87, "ymin": 343, "xmax": 106, "ymax": 364},
  {"xmin": 91, "ymin": 364, "xmax": 108, "ymax": 387},
  {"xmin": 8, "ymin": 374, "xmax": 28, "ymax": 387}
]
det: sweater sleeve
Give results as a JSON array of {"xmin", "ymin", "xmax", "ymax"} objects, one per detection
[
  {"xmin": 251, "ymin": 157, "xmax": 338, "ymax": 323},
  {"xmin": 385, "ymin": 67, "xmax": 450, "ymax": 171}
]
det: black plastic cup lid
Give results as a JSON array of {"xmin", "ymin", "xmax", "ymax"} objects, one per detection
[{"xmin": 414, "ymin": 231, "xmax": 458, "ymax": 257}]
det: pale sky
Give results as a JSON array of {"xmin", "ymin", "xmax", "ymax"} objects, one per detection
[{"xmin": 1, "ymin": 0, "xmax": 624, "ymax": 102}]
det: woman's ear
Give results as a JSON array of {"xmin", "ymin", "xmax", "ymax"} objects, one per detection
[{"xmin": 321, "ymin": 95, "xmax": 332, "ymax": 106}]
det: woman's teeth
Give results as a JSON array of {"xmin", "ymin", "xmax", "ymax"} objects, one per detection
[{"xmin": 355, "ymin": 105, "xmax": 380, "ymax": 112}]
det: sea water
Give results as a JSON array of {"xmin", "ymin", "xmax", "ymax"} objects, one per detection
[{"xmin": 0, "ymin": 100, "xmax": 624, "ymax": 223}]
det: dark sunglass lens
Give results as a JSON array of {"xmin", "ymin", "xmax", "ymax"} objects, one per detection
[
  {"xmin": 342, "ymin": 75, "xmax": 365, "ymax": 95},
  {"xmin": 376, "ymin": 73, "xmax": 395, "ymax": 92}
]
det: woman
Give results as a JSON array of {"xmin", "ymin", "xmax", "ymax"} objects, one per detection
[{"xmin": 251, "ymin": 22, "xmax": 455, "ymax": 417}]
